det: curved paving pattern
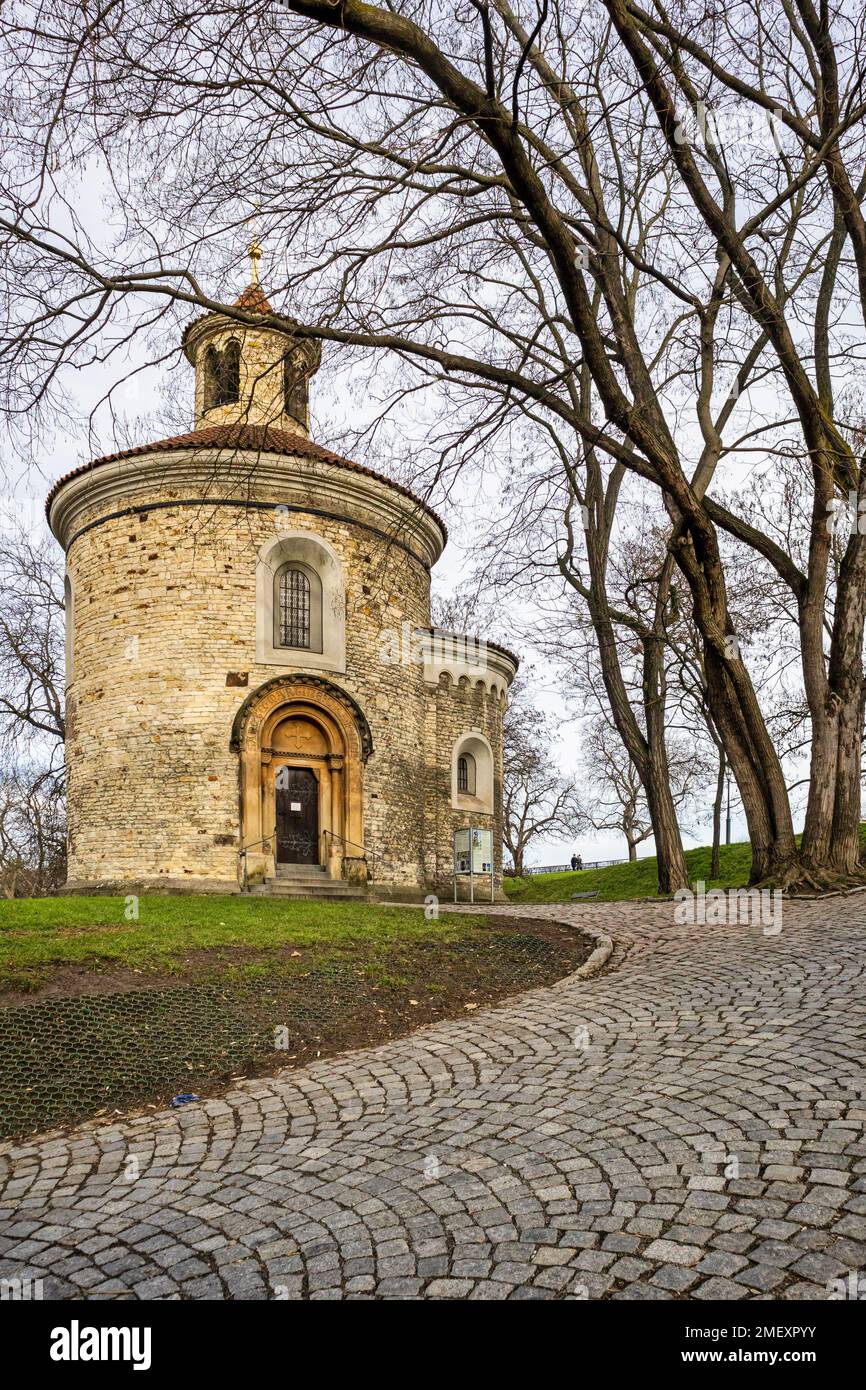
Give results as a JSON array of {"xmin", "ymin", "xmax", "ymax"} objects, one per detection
[{"xmin": 1, "ymin": 896, "xmax": 865, "ymax": 1300}]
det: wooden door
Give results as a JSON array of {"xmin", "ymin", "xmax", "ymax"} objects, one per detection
[{"xmin": 275, "ymin": 768, "xmax": 319, "ymax": 864}]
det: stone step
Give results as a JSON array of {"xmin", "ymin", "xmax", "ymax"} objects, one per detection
[
  {"xmin": 275, "ymin": 863, "xmax": 328, "ymax": 878},
  {"xmin": 251, "ymin": 881, "xmax": 367, "ymax": 899}
]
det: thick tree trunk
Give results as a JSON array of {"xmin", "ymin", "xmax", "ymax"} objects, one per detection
[
  {"xmin": 710, "ymin": 747, "xmax": 725, "ymax": 880},
  {"xmin": 642, "ymin": 751, "xmax": 689, "ymax": 891},
  {"xmin": 801, "ymin": 711, "xmax": 839, "ymax": 870},
  {"xmin": 584, "ymin": 559, "xmax": 690, "ymax": 894},
  {"xmin": 670, "ymin": 521, "xmax": 799, "ymax": 884},
  {"xmin": 831, "ymin": 691, "xmax": 865, "ymax": 872},
  {"xmin": 801, "ymin": 529, "xmax": 866, "ymax": 880},
  {"xmin": 801, "ymin": 690, "xmax": 865, "ymax": 878},
  {"xmin": 701, "ymin": 647, "xmax": 797, "ymax": 882},
  {"xmin": 642, "ymin": 624, "xmax": 690, "ymax": 893}
]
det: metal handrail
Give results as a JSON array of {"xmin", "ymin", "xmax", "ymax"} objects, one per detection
[
  {"xmin": 238, "ymin": 829, "xmax": 276, "ymax": 892},
  {"xmin": 508, "ymin": 858, "xmax": 629, "ymax": 876},
  {"xmin": 239, "ymin": 828, "xmax": 375, "ymax": 890},
  {"xmin": 322, "ymin": 828, "xmax": 376, "ymax": 874}
]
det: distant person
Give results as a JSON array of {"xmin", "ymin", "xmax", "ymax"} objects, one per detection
[
  {"xmin": 570, "ymin": 853, "xmax": 579, "ymax": 871},
  {"xmin": 576, "ymin": 854, "xmax": 583, "ymax": 871}
]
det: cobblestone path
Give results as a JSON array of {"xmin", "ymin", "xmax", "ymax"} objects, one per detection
[{"xmin": 1, "ymin": 897, "xmax": 864, "ymax": 1300}]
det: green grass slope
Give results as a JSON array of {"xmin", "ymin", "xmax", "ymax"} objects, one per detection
[
  {"xmin": 0, "ymin": 896, "xmax": 458, "ymax": 987},
  {"xmin": 505, "ymin": 840, "xmax": 754, "ymax": 903}
]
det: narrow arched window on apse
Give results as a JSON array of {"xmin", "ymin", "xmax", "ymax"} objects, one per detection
[
  {"xmin": 279, "ymin": 566, "xmax": 311, "ymax": 649},
  {"xmin": 203, "ymin": 346, "xmax": 220, "ymax": 410},
  {"xmin": 453, "ymin": 735, "xmax": 492, "ymax": 811},
  {"xmin": 457, "ymin": 753, "xmax": 476, "ymax": 795}
]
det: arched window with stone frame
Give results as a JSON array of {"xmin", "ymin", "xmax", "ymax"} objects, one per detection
[
  {"xmin": 452, "ymin": 733, "xmax": 494, "ymax": 812},
  {"xmin": 457, "ymin": 752, "xmax": 476, "ymax": 795},
  {"xmin": 274, "ymin": 561, "xmax": 323, "ymax": 653},
  {"xmin": 257, "ymin": 532, "xmax": 346, "ymax": 673},
  {"xmin": 203, "ymin": 339, "xmax": 241, "ymax": 410}
]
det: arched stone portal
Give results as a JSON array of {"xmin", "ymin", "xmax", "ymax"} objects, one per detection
[{"xmin": 231, "ymin": 675, "xmax": 373, "ymax": 886}]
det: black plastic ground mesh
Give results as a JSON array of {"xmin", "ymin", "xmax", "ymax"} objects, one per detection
[{"xmin": 0, "ymin": 933, "xmax": 571, "ymax": 1139}]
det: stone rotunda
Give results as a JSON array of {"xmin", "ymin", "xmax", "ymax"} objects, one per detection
[{"xmin": 47, "ymin": 255, "xmax": 518, "ymax": 899}]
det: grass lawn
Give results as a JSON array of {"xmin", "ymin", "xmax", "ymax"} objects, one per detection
[
  {"xmin": 0, "ymin": 895, "xmax": 468, "ymax": 992},
  {"xmin": 505, "ymin": 840, "xmax": 755, "ymax": 903},
  {"xmin": 0, "ymin": 895, "xmax": 593, "ymax": 1137}
]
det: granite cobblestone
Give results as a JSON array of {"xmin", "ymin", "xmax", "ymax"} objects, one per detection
[{"xmin": 1, "ymin": 896, "xmax": 864, "ymax": 1299}]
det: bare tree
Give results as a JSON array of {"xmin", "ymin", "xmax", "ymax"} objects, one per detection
[
  {"xmin": 583, "ymin": 717, "xmax": 654, "ymax": 864},
  {"xmin": 430, "ymin": 584, "xmax": 502, "ymax": 643},
  {"xmin": 503, "ymin": 680, "xmax": 583, "ymax": 875},
  {"xmin": 558, "ymin": 487, "xmax": 691, "ymax": 891},
  {"xmin": 486, "ymin": 481, "xmax": 723, "ymax": 891},
  {"xmin": 0, "ymin": 525, "xmax": 66, "ymax": 758},
  {"xmin": 0, "ymin": 519, "xmax": 66, "ymax": 894},
  {"xmin": 583, "ymin": 697, "xmax": 707, "ymax": 866},
  {"xmin": 0, "ymin": 765, "xmax": 66, "ymax": 897}
]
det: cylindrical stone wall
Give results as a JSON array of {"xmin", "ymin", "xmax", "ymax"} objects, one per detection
[
  {"xmin": 423, "ymin": 672, "xmax": 508, "ymax": 898},
  {"xmin": 54, "ymin": 446, "xmax": 442, "ymax": 892}
]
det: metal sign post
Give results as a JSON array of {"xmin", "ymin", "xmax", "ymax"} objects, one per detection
[{"xmin": 453, "ymin": 827, "xmax": 494, "ymax": 903}]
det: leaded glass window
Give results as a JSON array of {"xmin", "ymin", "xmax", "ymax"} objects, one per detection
[{"xmin": 279, "ymin": 567, "xmax": 311, "ymax": 648}]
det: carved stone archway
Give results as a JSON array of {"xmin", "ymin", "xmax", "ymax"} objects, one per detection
[{"xmin": 231, "ymin": 675, "xmax": 372, "ymax": 885}]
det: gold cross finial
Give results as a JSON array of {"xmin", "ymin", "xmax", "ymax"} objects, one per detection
[{"xmin": 249, "ymin": 237, "xmax": 262, "ymax": 286}]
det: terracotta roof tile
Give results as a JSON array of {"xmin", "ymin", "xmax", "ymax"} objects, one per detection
[
  {"xmin": 180, "ymin": 289, "xmax": 297, "ymax": 359},
  {"xmin": 45, "ymin": 424, "xmax": 447, "ymax": 540},
  {"xmin": 233, "ymin": 284, "xmax": 273, "ymax": 313}
]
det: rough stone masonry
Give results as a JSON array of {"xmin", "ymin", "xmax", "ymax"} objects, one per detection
[{"xmin": 46, "ymin": 264, "xmax": 518, "ymax": 898}]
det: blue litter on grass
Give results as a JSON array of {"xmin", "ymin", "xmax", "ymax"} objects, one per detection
[{"xmin": 170, "ymin": 1093, "xmax": 200, "ymax": 1108}]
